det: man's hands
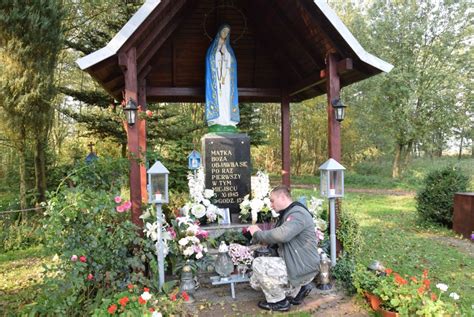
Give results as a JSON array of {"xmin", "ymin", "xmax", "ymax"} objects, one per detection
[{"xmin": 248, "ymin": 225, "xmax": 261, "ymax": 236}]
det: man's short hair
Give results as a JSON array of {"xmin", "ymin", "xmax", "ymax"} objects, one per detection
[{"xmin": 271, "ymin": 185, "xmax": 291, "ymax": 198}]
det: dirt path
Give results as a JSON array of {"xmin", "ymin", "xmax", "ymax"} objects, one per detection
[{"xmin": 291, "ymin": 184, "xmax": 415, "ymax": 196}]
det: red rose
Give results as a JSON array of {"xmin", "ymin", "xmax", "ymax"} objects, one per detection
[
  {"xmin": 87, "ymin": 274, "xmax": 94, "ymax": 281},
  {"xmin": 170, "ymin": 294, "xmax": 177, "ymax": 301},
  {"xmin": 79, "ymin": 256, "xmax": 87, "ymax": 263},
  {"xmin": 144, "ymin": 287, "xmax": 150, "ymax": 292},
  {"xmin": 138, "ymin": 296, "xmax": 146, "ymax": 305},
  {"xmin": 127, "ymin": 284, "xmax": 134, "ymax": 290}
]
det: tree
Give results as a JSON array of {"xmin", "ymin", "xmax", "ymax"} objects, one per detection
[{"xmin": 0, "ymin": 0, "xmax": 63, "ymax": 208}]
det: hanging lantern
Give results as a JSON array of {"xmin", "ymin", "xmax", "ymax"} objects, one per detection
[
  {"xmin": 124, "ymin": 97, "xmax": 138, "ymax": 126},
  {"xmin": 187, "ymin": 150, "xmax": 201, "ymax": 170},
  {"xmin": 331, "ymin": 98, "xmax": 346, "ymax": 122}
]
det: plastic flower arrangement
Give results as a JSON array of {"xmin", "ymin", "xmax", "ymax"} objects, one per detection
[
  {"xmin": 307, "ymin": 196, "xmax": 327, "ymax": 242},
  {"xmin": 181, "ymin": 167, "xmax": 224, "ymax": 224},
  {"xmin": 92, "ymin": 285, "xmax": 186, "ymax": 316},
  {"xmin": 141, "ymin": 207, "xmax": 174, "ymax": 257},
  {"xmin": 372, "ymin": 268, "xmax": 461, "ymax": 316},
  {"xmin": 228, "ymin": 243, "xmax": 254, "ymax": 267},
  {"xmin": 239, "ymin": 171, "xmax": 277, "ymax": 224}
]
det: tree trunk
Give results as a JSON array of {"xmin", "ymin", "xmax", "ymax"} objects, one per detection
[
  {"xmin": 18, "ymin": 128, "xmax": 27, "ymax": 220},
  {"xmin": 458, "ymin": 129, "xmax": 464, "ymax": 159},
  {"xmin": 34, "ymin": 136, "xmax": 47, "ymax": 203},
  {"xmin": 392, "ymin": 143, "xmax": 402, "ymax": 179}
]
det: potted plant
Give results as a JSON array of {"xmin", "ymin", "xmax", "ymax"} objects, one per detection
[
  {"xmin": 352, "ymin": 264, "xmax": 382, "ymax": 310},
  {"xmin": 373, "ymin": 268, "xmax": 461, "ymax": 316}
]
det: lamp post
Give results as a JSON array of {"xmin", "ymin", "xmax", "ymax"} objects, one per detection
[
  {"xmin": 147, "ymin": 161, "xmax": 169, "ymax": 289},
  {"xmin": 124, "ymin": 97, "xmax": 138, "ymax": 126},
  {"xmin": 331, "ymin": 98, "xmax": 346, "ymax": 122},
  {"xmin": 319, "ymin": 158, "xmax": 345, "ymax": 266}
]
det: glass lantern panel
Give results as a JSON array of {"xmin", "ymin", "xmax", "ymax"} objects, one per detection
[
  {"xmin": 320, "ymin": 170, "xmax": 329, "ymax": 197},
  {"xmin": 330, "ymin": 170, "xmax": 343, "ymax": 197},
  {"xmin": 150, "ymin": 174, "xmax": 168, "ymax": 203}
]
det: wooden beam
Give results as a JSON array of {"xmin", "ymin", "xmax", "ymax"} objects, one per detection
[
  {"xmin": 136, "ymin": 0, "xmax": 192, "ymax": 75},
  {"xmin": 146, "ymin": 87, "xmax": 281, "ymax": 99},
  {"xmin": 281, "ymin": 95, "xmax": 291, "ymax": 187},
  {"xmin": 289, "ymin": 58, "xmax": 352, "ymax": 96},
  {"xmin": 138, "ymin": 79, "xmax": 147, "ymax": 206}
]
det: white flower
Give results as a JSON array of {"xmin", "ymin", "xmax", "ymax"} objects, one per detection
[
  {"xmin": 196, "ymin": 252, "xmax": 203, "ymax": 259},
  {"xmin": 271, "ymin": 209, "xmax": 279, "ymax": 218},
  {"xmin": 177, "ymin": 216, "xmax": 191, "ymax": 226},
  {"xmin": 152, "ymin": 311, "xmax": 162, "ymax": 317},
  {"xmin": 317, "ymin": 248, "xmax": 323, "ymax": 254},
  {"xmin": 178, "ymin": 237, "xmax": 189, "ymax": 246},
  {"xmin": 206, "ymin": 208, "xmax": 217, "ymax": 222},
  {"xmin": 141, "ymin": 291, "xmax": 152, "ymax": 301},
  {"xmin": 144, "ymin": 222, "xmax": 159, "ymax": 241},
  {"xmin": 436, "ymin": 283, "xmax": 448, "ymax": 292},
  {"xmin": 191, "ymin": 204, "xmax": 206, "ymax": 218},
  {"xmin": 202, "ymin": 199, "xmax": 211, "ymax": 207},
  {"xmin": 181, "ymin": 203, "xmax": 191, "ymax": 216},
  {"xmin": 186, "ymin": 223, "xmax": 199, "ymax": 235},
  {"xmin": 183, "ymin": 246, "xmax": 194, "ymax": 257},
  {"xmin": 203, "ymin": 247, "xmax": 208, "ymax": 253},
  {"xmin": 139, "ymin": 209, "xmax": 151, "ymax": 220},
  {"xmin": 263, "ymin": 197, "xmax": 271, "ymax": 207},
  {"xmin": 449, "ymin": 292, "xmax": 460, "ymax": 300},
  {"xmin": 203, "ymin": 189, "xmax": 214, "ymax": 199},
  {"xmin": 250, "ymin": 198, "xmax": 264, "ymax": 212}
]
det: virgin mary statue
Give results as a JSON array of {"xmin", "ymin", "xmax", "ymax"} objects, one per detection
[{"xmin": 205, "ymin": 24, "xmax": 239, "ymax": 130}]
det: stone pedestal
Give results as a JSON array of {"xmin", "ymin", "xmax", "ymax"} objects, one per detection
[{"xmin": 202, "ymin": 133, "xmax": 251, "ymax": 221}]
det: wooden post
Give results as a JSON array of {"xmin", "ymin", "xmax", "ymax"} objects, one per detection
[
  {"xmin": 281, "ymin": 95, "xmax": 291, "ymax": 187},
  {"xmin": 120, "ymin": 48, "xmax": 143, "ymax": 228},
  {"xmin": 326, "ymin": 53, "xmax": 342, "ymax": 254},
  {"xmin": 138, "ymin": 79, "xmax": 148, "ymax": 204}
]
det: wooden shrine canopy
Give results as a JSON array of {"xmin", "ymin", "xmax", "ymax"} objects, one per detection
[
  {"xmin": 76, "ymin": 0, "xmax": 393, "ymax": 226},
  {"xmin": 77, "ymin": 0, "xmax": 392, "ymax": 102}
]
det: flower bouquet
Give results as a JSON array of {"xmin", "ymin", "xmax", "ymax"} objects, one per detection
[
  {"xmin": 307, "ymin": 196, "xmax": 327, "ymax": 242},
  {"xmin": 372, "ymin": 268, "xmax": 461, "ymax": 316},
  {"xmin": 181, "ymin": 167, "xmax": 224, "ymax": 224},
  {"xmin": 168, "ymin": 216, "xmax": 210, "ymax": 273},
  {"xmin": 228, "ymin": 243, "xmax": 254, "ymax": 276},
  {"xmin": 239, "ymin": 171, "xmax": 277, "ymax": 224}
]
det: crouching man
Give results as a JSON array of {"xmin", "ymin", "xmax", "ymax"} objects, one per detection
[{"xmin": 248, "ymin": 185, "xmax": 320, "ymax": 311}]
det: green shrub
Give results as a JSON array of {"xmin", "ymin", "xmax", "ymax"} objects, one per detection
[
  {"xmin": 332, "ymin": 207, "xmax": 363, "ymax": 293},
  {"xmin": 337, "ymin": 207, "xmax": 363, "ymax": 257},
  {"xmin": 416, "ymin": 166, "xmax": 468, "ymax": 226},
  {"xmin": 0, "ymin": 214, "xmax": 43, "ymax": 252},
  {"xmin": 332, "ymin": 252, "xmax": 356, "ymax": 294},
  {"xmin": 29, "ymin": 159, "xmax": 158, "ymax": 315}
]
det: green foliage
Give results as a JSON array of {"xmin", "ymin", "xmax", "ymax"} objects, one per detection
[
  {"xmin": 30, "ymin": 160, "xmax": 157, "ymax": 315},
  {"xmin": 351, "ymin": 264, "xmax": 380, "ymax": 295},
  {"xmin": 210, "ymin": 230, "xmax": 251, "ymax": 248},
  {"xmin": 332, "ymin": 252, "xmax": 356, "ymax": 294},
  {"xmin": 0, "ymin": 214, "xmax": 43, "ymax": 252},
  {"xmin": 91, "ymin": 284, "xmax": 185, "ymax": 317},
  {"xmin": 337, "ymin": 208, "xmax": 363, "ymax": 257},
  {"xmin": 416, "ymin": 166, "xmax": 468, "ymax": 226}
]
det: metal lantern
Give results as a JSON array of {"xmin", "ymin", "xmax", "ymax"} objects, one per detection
[
  {"xmin": 180, "ymin": 263, "xmax": 196, "ymax": 303},
  {"xmin": 187, "ymin": 150, "xmax": 201, "ymax": 170},
  {"xmin": 319, "ymin": 158, "xmax": 345, "ymax": 199},
  {"xmin": 319, "ymin": 158, "xmax": 345, "ymax": 267},
  {"xmin": 147, "ymin": 161, "xmax": 169, "ymax": 204},
  {"xmin": 147, "ymin": 160, "xmax": 169, "ymax": 289},
  {"xmin": 124, "ymin": 97, "xmax": 138, "ymax": 126},
  {"xmin": 331, "ymin": 98, "xmax": 346, "ymax": 122}
]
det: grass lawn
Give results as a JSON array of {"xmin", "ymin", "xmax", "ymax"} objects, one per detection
[
  {"xmin": 0, "ymin": 246, "xmax": 52, "ymax": 316},
  {"xmin": 294, "ymin": 188, "xmax": 474, "ymax": 315}
]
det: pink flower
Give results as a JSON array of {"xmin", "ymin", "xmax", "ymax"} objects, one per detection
[
  {"xmin": 87, "ymin": 273, "xmax": 94, "ymax": 280},
  {"xmin": 116, "ymin": 205, "xmax": 125, "ymax": 213},
  {"xmin": 123, "ymin": 201, "xmax": 132, "ymax": 210},
  {"xmin": 146, "ymin": 110, "xmax": 153, "ymax": 117},
  {"xmin": 71, "ymin": 255, "xmax": 78, "ymax": 262},
  {"xmin": 197, "ymin": 230, "xmax": 209, "ymax": 239},
  {"xmin": 167, "ymin": 227, "xmax": 176, "ymax": 239},
  {"xmin": 114, "ymin": 196, "xmax": 122, "ymax": 203},
  {"xmin": 79, "ymin": 256, "xmax": 87, "ymax": 263}
]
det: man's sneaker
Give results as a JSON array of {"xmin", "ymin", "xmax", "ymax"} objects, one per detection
[
  {"xmin": 257, "ymin": 298, "xmax": 291, "ymax": 311},
  {"xmin": 290, "ymin": 283, "xmax": 313, "ymax": 305}
]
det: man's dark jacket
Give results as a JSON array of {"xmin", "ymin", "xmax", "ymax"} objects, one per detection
[{"xmin": 252, "ymin": 202, "xmax": 320, "ymax": 286}]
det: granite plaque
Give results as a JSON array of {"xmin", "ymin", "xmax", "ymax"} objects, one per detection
[{"xmin": 202, "ymin": 133, "xmax": 251, "ymax": 217}]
